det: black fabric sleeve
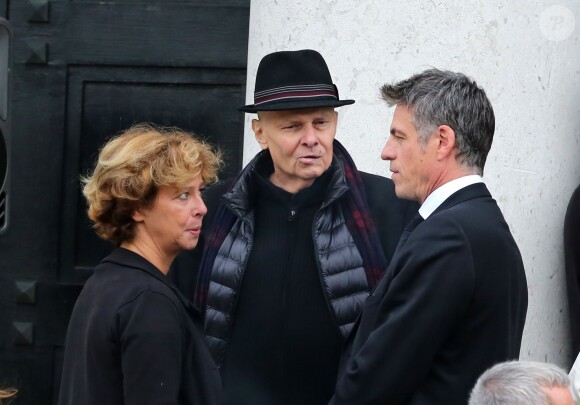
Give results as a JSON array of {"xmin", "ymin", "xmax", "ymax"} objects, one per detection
[
  {"xmin": 117, "ymin": 291, "xmax": 184, "ymax": 405},
  {"xmin": 565, "ymin": 184, "xmax": 580, "ymax": 354}
]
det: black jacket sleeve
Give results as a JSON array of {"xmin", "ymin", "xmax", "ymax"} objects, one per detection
[
  {"xmin": 117, "ymin": 291, "xmax": 185, "ymax": 405},
  {"xmin": 566, "ymin": 184, "xmax": 580, "ymax": 354}
]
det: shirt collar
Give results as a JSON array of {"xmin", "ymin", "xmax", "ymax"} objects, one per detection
[{"xmin": 419, "ymin": 175, "xmax": 483, "ymax": 219}]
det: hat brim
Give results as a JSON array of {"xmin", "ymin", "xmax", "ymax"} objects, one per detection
[{"xmin": 239, "ymin": 98, "xmax": 355, "ymax": 113}]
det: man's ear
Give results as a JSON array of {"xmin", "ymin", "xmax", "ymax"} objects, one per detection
[
  {"xmin": 436, "ymin": 125, "xmax": 456, "ymax": 160},
  {"xmin": 252, "ymin": 118, "xmax": 268, "ymax": 149}
]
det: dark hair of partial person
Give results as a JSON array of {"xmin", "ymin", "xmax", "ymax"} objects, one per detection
[
  {"xmin": 468, "ymin": 360, "xmax": 572, "ymax": 404},
  {"xmin": 0, "ymin": 387, "xmax": 17, "ymax": 404},
  {"xmin": 380, "ymin": 68, "xmax": 495, "ymax": 175},
  {"xmin": 82, "ymin": 123, "xmax": 222, "ymax": 245}
]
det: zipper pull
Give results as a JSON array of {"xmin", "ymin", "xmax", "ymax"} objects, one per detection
[{"xmin": 288, "ymin": 210, "xmax": 296, "ymax": 222}]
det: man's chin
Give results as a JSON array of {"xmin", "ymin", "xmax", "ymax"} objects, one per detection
[
  {"xmin": 301, "ymin": 165, "xmax": 328, "ymax": 178},
  {"xmin": 394, "ymin": 187, "xmax": 414, "ymax": 202}
]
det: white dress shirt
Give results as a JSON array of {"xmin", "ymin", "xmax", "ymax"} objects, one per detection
[{"xmin": 419, "ymin": 175, "xmax": 484, "ymax": 220}]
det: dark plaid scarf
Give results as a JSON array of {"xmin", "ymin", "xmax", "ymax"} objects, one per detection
[{"xmin": 194, "ymin": 139, "xmax": 388, "ymax": 312}]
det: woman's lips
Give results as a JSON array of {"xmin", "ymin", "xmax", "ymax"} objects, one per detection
[{"xmin": 188, "ymin": 227, "xmax": 201, "ymax": 236}]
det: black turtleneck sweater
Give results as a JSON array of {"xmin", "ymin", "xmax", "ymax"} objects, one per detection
[{"xmin": 221, "ymin": 166, "xmax": 343, "ymax": 405}]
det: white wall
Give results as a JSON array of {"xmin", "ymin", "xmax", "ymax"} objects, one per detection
[{"xmin": 242, "ymin": 0, "xmax": 580, "ymax": 368}]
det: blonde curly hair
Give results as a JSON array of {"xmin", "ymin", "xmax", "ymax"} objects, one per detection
[
  {"xmin": 0, "ymin": 388, "xmax": 17, "ymax": 403},
  {"xmin": 82, "ymin": 123, "xmax": 222, "ymax": 244}
]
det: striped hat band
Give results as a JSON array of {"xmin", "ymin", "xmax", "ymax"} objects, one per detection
[{"xmin": 254, "ymin": 84, "xmax": 338, "ymax": 106}]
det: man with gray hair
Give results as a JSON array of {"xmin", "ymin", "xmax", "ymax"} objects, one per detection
[
  {"xmin": 330, "ymin": 69, "xmax": 528, "ymax": 404},
  {"xmin": 469, "ymin": 361, "xmax": 574, "ymax": 405}
]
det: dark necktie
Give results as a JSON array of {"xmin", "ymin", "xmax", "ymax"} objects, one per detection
[{"xmin": 396, "ymin": 212, "xmax": 424, "ymax": 250}]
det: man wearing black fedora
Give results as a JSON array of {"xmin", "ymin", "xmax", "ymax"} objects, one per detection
[{"xmin": 171, "ymin": 49, "xmax": 416, "ymax": 404}]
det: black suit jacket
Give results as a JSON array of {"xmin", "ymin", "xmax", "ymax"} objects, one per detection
[
  {"xmin": 59, "ymin": 247, "xmax": 222, "ymax": 405},
  {"xmin": 330, "ymin": 183, "xmax": 528, "ymax": 405}
]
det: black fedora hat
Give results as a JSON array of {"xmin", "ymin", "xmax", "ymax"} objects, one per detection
[{"xmin": 239, "ymin": 49, "xmax": 355, "ymax": 113}]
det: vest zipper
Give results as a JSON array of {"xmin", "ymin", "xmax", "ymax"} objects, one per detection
[{"xmin": 281, "ymin": 206, "xmax": 298, "ymax": 387}]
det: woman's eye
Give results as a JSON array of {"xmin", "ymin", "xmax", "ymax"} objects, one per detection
[{"xmin": 177, "ymin": 192, "xmax": 189, "ymax": 200}]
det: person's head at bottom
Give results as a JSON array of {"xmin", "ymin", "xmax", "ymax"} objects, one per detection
[
  {"xmin": 469, "ymin": 360, "xmax": 574, "ymax": 405},
  {"xmin": 83, "ymin": 123, "xmax": 221, "ymax": 271}
]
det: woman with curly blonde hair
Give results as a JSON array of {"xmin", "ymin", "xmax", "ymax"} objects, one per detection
[{"xmin": 58, "ymin": 124, "xmax": 223, "ymax": 405}]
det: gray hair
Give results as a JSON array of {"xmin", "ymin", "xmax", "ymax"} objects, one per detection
[
  {"xmin": 468, "ymin": 360, "xmax": 572, "ymax": 405},
  {"xmin": 380, "ymin": 68, "xmax": 495, "ymax": 175}
]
